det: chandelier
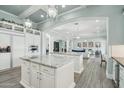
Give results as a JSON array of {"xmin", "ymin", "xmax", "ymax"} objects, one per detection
[
  {"xmin": 24, "ymin": 19, "xmax": 32, "ymax": 28},
  {"xmin": 47, "ymin": 6, "xmax": 58, "ymax": 18}
]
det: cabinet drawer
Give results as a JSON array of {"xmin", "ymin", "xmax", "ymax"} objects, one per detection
[
  {"xmin": 22, "ymin": 61, "xmax": 30, "ymax": 66},
  {"xmin": 120, "ymin": 65, "xmax": 124, "ymax": 71},
  {"xmin": 40, "ymin": 65, "xmax": 55, "ymax": 75},
  {"xmin": 31, "ymin": 63, "xmax": 39, "ymax": 69},
  {"xmin": 120, "ymin": 65, "xmax": 124, "ymax": 75},
  {"xmin": 120, "ymin": 72, "xmax": 124, "ymax": 79}
]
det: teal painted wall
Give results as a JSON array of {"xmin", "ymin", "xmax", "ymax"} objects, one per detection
[{"xmin": 38, "ymin": 5, "xmax": 124, "ymax": 45}]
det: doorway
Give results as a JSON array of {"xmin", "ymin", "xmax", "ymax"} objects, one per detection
[{"xmin": 53, "ymin": 41, "xmax": 59, "ymax": 52}]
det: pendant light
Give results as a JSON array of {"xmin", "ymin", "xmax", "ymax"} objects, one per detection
[
  {"xmin": 24, "ymin": 19, "xmax": 32, "ymax": 28},
  {"xmin": 47, "ymin": 5, "xmax": 58, "ymax": 19}
]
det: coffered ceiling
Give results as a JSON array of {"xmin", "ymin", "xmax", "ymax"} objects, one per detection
[
  {"xmin": 0, "ymin": 5, "xmax": 82, "ymax": 23},
  {"xmin": 46, "ymin": 17, "xmax": 107, "ymax": 40}
]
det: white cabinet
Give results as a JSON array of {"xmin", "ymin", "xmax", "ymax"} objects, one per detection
[
  {"xmin": 12, "ymin": 36, "xmax": 25, "ymax": 67},
  {"xmin": 112, "ymin": 58, "xmax": 119, "ymax": 87},
  {"xmin": 39, "ymin": 66, "xmax": 55, "ymax": 88},
  {"xmin": 119, "ymin": 65, "xmax": 124, "ymax": 88},
  {"xmin": 0, "ymin": 33, "xmax": 11, "ymax": 70},
  {"xmin": 0, "ymin": 53, "xmax": 11, "ymax": 70},
  {"xmin": 39, "ymin": 72, "xmax": 54, "ymax": 88},
  {"xmin": 113, "ymin": 59, "xmax": 117, "ymax": 81},
  {"xmin": 25, "ymin": 31, "xmax": 41, "ymax": 56},
  {"xmin": 33, "ymin": 35, "xmax": 41, "ymax": 55},
  {"xmin": 30, "ymin": 63, "xmax": 39, "ymax": 88},
  {"xmin": 20, "ymin": 61, "xmax": 30, "ymax": 87},
  {"xmin": 25, "ymin": 33, "xmax": 34, "ymax": 56},
  {"xmin": 20, "ymin": 60, "xmax": 75, "ymax": 88},
  {"xmin": 21, "ymin": 62, "xmax": 55, "ymax": 88}
]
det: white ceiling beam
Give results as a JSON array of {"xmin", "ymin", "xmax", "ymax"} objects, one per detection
[{"xmin": 19, "ymin": 5, "xmax": 48, "ymax": 18}]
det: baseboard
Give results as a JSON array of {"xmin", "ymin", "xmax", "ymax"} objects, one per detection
[
  {"xmin": 20, "ymin": 81, "xmax": 30, "ymax": 88},
  {"xmin": 20, "ymin": 81, "xmax": 75, "ymax": 88}
]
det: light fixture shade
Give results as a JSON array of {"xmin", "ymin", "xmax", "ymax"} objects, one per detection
[
  {"xmin": 62, "ymin": 5, "xmax": 66, "ymax": 8},
  {"xmin": 48, "ymin": 6, "xmax": 58, "ymax": 18},
  {"xmin": 25, "ymin": 19, "xmax": 32, "ymax": 28}
]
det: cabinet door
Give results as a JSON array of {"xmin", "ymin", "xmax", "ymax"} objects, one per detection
[
  {"xmin": 0, "ymin": 34, "xmax": 11, "ymax": 70},
  {"xmin": 21, "ymin": 61, "xmax": 30, "ymax": 85},
  {"xmin": 119, "ymin": 65, "xmax": 124, "ymax": 88},
  {"xmin": 33, "ymin": 35, "xmax": 41, "ymax": 55},
  {"xmin": 119, "ymin": 76, "xmax": 124, "ymax": 88},
  {"xmin": 39, "ymin": 73, "xmax": 54, "ymax": 88},
  {"xmin": 25, "ymin": 33, "xmax": 34, "ymax": 56},
  {"xmin": 30, "ymin": 63, "xmax": 39, "ymax": 88},
  {"xmin": 12, "ymin": 36, "xmax": 25, "ymax": 67}
]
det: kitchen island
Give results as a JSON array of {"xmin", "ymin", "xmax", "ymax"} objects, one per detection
[
  {"xmin": 20, "ymin": 55, "xmax": 75, "ymax": 88},
  {"xmin": 51, "ymin": 52, "xmax": 84, "ymax": 74}
]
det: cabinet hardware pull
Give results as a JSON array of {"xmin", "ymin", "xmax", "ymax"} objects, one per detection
[{"xmin": 40, "ymin": 73, "xmax": 42, "ymax": 75}]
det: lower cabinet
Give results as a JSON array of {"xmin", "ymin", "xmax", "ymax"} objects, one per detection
[
  {"xmin": 21, "ymin": 62, "xmax": 55, "ymax": 88},
  {"xmin": 0, "ymin": 53, "xmax": 11, "ymax": 70},
  {"xmin": 39, "ymin": 73, "xmax": 54, "ymax": 88},
  {"xmin": 39, "ymin": 66, "xmax": 55, "ymax": 88},
  {"xmin": 21, "ymin": 61, "xmax": 30, "ymax": 87},
  {"xmin": 119, "ymin": 65, "xmax": 124, "ymax": 88},
  {"xmin": 112, "ymin": 58, "xmax": 124, "ymax": 88},
  {"xmin": 20, "ymin": 60, "xmax": 75, "ymax": 88},
  {"xmin": 30, "ymin": 63, "xmax": 39, "ymax": 88}
]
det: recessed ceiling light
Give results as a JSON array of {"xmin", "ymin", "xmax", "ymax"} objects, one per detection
[
  {"xmin": 96, "ymin": 20, "xmax": 100, "ymax": 22},
  {"xmin": 66, "ymin": 32, "xmax": 69, "ymax": 33},
  {"xmin": 62, "ymin": 5, "xmax": 66, "ymax": 8},
  {"xmin": 41, "ymin": 15, "xmax": 44, "ymax": 18},
  {"xmin": 76, "ymin": 37, "xmax": 80, "ymax": 39}
]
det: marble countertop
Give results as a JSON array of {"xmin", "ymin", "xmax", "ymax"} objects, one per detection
[
  {"xmin": 112, "ymin": 57, "xmax": 124, "ymax": 67},
  {"xmin": 51, "ymin": 52, "xmax": 83, "ymax": 56},
  {"xmin": 20, "ymin": 55, "xmax": 74, "ymax": 69}
]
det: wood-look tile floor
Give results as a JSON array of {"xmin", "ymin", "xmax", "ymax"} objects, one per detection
[
  {"xmin": 0, "ymin": 56, "xmax": 114, "ymax": 88},
  {"xmin": 75, "ymin": 56, "xmax": 114, "ymax": 88}
]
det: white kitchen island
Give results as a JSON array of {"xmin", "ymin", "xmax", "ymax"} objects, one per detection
[
  {"xmin": 51, "ymin": 52, "xmax": 84, "ymax": 74},
  {"xmin": 20, "ymin": 55, "xmax": 75, "ymax": 88}
]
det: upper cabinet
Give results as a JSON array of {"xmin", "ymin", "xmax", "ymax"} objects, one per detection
[
  {"xmin": 0, "ymin": 21, "xmax": 24, "ymax": 33},
  {"xmin": 0, "ymin": 21, "xmax": 41, "ymax": 35},
  {"xmin": 25, "ymin": 29, "xmax": 41, "ymax": 56}
]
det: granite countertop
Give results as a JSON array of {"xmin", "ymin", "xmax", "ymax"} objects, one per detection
[
  {"xmin": 112, "ymin": 57, "xmax": 124, "ymax": 67},
  {"xmin": 51, "ymin": 52, "xmax": 83, "ymax": 56},
  {"xmin": 20, "ymin": 55, "xmax": 74, "ymax": 69}
]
